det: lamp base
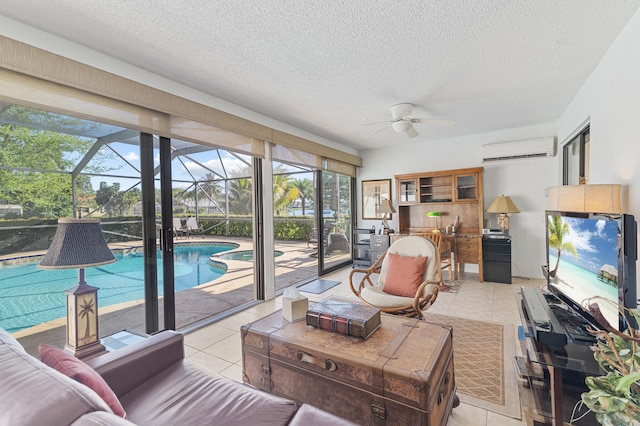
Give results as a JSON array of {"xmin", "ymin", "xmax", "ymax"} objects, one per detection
[
  {"xmin": 65, "ymin": 340, "xmax": 107, "ymax": 360},
  {"xmin": 497, "ymin": 214, "xmax": 510, "ymax": 231}
]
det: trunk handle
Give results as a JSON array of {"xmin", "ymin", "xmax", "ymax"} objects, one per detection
[{"xmin": 297, "ymin": 350, "xmax": 337, "ymax": 371}]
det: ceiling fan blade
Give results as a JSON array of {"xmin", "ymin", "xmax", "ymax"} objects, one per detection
[
  {"xmin": 413, "ymin": 118, "xmax": 457, "ymax": 126},
  {"xmin": 406, "ymin": 126, "xmax": 419, "ymax": 138},
  {"xmin": 363, "ymin": 125, "xmax": 390, "ymax": 139},
  {"xmin": 361, "ymin": 120, "xmax": 393, "ymax": 126}
]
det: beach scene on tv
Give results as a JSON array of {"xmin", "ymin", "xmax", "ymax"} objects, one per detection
[{"xmin": 547, "ymin": 215, "xmax": 620, "ymax": 329}]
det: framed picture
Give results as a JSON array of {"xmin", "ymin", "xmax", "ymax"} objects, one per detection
[{"xmin": 362, "ymin": 179, "xmax": 392, "ymax": 220}]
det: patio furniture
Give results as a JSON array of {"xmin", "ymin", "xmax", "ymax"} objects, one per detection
[
  {"xmin": 348, "ymin": 235, "xmax": 440, "ymax": 318},
  {"xmin": 186, "ymin": 217, "xmax": 204, "ymax": 238},
  {"xmin": 172, "ymin": 218, "xmax": 187, "ymax": 238}
]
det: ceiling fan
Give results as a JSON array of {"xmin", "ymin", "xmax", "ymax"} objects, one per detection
[{"xmin": 363, "ymin": 103, "xmax": 456, "ymax": 139}]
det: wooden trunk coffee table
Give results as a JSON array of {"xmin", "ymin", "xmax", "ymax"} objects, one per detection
[{"xmin": 242, "ymin": 310, "xmax": 458, "ymax": 426}]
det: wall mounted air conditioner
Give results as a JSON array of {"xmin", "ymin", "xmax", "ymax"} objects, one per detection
[{"xmin": 481, "ymin": 137, "xmax": 556, "ymax": 162}]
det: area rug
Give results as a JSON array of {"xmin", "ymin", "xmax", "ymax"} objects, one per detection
[
  {"xmin": 438, "ymin": 281, "xmax": 461, "ymax": 293},
  {"xmin": 297, "ymin": 279, "xmax": 341, "ymax": 294},
  {"xmin": 422, "ymin": 313, "xmax": 521, "ymax": 419}
]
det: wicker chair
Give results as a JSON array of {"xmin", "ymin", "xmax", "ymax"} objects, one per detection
[
  {"xmin": 411, "ymin": 233, "xmax": 453, "ymax": 285},
  {"xmin": 348, "ymin": 236, "xmax": 440, "ymax": 319}
]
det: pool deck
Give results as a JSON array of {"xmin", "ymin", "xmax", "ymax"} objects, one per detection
[{"xmin": 9, "ymin": 236, "xmax": 350, "ymax": 357}]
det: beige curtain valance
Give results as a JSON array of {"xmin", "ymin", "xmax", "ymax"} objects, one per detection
[{"xmin": 0, "ymin": 35, "xmax": 361, "ymax": 167}]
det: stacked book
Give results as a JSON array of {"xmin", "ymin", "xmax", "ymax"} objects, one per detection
[{"xmin": 306, "ymin": 299, "xmax": 381, "ymax": 339}]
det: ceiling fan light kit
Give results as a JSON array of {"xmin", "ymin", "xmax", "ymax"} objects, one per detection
[
  {"xmin": 391, "ymin": 120, "xmax": 412, "ymax": 133},
  {"xmin": 363, "ymin": 102, "xmax": 455, "ymax": 139}
]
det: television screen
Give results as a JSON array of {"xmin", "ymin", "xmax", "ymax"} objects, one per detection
[{"xmin": 547, "ymin": 213, "xmax": 621, "ymax": 330}]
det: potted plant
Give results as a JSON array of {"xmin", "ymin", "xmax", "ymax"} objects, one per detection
[{"xmin": 580, "ymin": 300, "xmax": 640, "ymax": 425}]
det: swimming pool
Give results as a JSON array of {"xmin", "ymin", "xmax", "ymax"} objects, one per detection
[
  {"xmin": 0, "ymin": 243, "xmax": 238, "ymax": 333},
  {"xmin": 216, "ymin": 250, "xmax": 283, "ymax": 261}
]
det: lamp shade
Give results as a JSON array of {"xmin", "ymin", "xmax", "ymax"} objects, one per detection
[
  {"xmin": 547, "ymin": 184, "xmax": 621, "ymax": 214},
  {"xmin": 378, "ymin": 199, "xmax": 396, "ymax": 214},
  {"xmin": 38, "ymin": 218, "xmax": 116, "ymax": 269},
  {"xmin": 486, "ymin": 196, "xmax": 520, "ymax": 214},
  {"xmin": 426, "ymin": 211, "xmax": 441, "ymax": 217}
]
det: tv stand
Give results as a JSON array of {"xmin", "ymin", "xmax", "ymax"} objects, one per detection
[{"xmin": 517, "ymin": 286, "xmax": 602, "ymax": 425}]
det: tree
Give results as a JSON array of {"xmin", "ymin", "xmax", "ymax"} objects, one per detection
[
  {"xmin": 122, "ymin": 187, "xmax": 142, "ymax": 215},
  {"xmin": 291, "ymin": 178, "xmax": 314, "ymax": 215},
  {"xmin": 547, "ymin": 215, "xmax": 578, "ymax": 277},
  {"xmin": 273, "ymin": 172, "xmax": 297, "ymax": 216},
  {"xmin": 197, "ymin": 173, "xmax": 223, "ymax": 207},
  {"xmin": 228, "ymin": 177, "xmax": 252, "ymax": 215},
  {"xmin": 95, "ymin": 182, "xmax": 123, "ymax": 217},
  {"xmin": 0, "ymin": 106, "xmax": 115, "ymax": 218}
]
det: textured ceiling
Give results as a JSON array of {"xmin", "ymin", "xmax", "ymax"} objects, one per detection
[{"xmin": 1, "ymin": 1, "xmax": 639, "ymax": 151}]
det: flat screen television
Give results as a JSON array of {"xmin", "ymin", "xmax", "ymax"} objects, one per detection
[{"xmin": 546, "ymin": 211, "xmax": 637, "ymax": 331}]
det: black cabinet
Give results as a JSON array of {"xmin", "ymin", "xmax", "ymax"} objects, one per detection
[
  {"xmin": 353, "ymin": 228, "xmax": 373, "ymax": 268},
  {"xmin": 482, "ymin": 236, "xmax": 511, "ymax": 284}
]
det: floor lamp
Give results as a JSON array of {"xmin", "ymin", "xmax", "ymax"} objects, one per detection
[{"xmin": 38, "ymin": 218, "xmax": 116, "ymax": 359}]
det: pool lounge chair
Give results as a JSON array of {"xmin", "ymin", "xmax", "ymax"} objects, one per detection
[
  {"xmin": 186, "ymin": 217, "xmax": 204, "ymax": 238},
  {"xmin": 173, "ymin": 218, "xmax": 187, "ymax": 238}
]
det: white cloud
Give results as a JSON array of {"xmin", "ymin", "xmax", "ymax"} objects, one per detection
[{"xmin": 124, "ymin": 152, "xmax": 139, "ymax": 162}]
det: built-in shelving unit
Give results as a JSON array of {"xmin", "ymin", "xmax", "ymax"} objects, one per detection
[{"xmin": 395, "ymin": 167, "xmax": 484, "ymax": 234}]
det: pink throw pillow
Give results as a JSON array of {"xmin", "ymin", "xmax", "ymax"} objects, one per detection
[
  {"xmin": 39, "ymin": 344, "xmax": 126, "ymax": 418},
  {"xmin": 383, "ymin": 253, "xmax": 428, "ymax": 297}
]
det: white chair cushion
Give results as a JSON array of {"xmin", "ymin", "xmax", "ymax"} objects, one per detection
[
  {"xmin": 360, "ymin": 285, "xmax": 414, "ymax": 308},
  {"xmin": 379, "ymin": 236, "xmax": 438, "ymax": 286}
]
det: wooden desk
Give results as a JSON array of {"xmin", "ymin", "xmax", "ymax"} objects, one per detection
[{"xmin": 451, "ymin": 234, "xmax": 483, "ymax": 282}]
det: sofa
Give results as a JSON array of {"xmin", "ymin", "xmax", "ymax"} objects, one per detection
[{"xmin": 0, "ymin": 327, "xmax": 355, "ymax": 425}]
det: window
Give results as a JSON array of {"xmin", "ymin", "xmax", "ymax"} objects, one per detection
[{"xmin": 563, "ymin": 126, "xmax": 590, "ymax": 185}]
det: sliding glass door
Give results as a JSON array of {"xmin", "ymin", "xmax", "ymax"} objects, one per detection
[{"xmin": 318, "ymin": 170, "xmax": 354, "ymax": 274}]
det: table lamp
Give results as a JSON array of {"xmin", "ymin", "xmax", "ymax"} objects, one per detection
[
  {"xmin": 378, "ymin": 199, "xmax": 396, "ymax": 234},
  {"xmin": 426, "ymin": 211, "xmax": 441, "ymax": 233},
  {"xmin": 38, "ymin": 218, "xmax": 116, "ymax": 359},
  {"xmin": 486, "ymin": 195, "xmax": 520, "ymax": 232}
]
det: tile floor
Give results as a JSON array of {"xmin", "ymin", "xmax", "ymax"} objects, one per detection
[{"xmin": 183, "ymin": 266, "xmax": 545, "ymax": 426}]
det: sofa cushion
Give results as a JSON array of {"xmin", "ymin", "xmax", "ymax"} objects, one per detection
[
  {"xmin": 288, "ymin": 404, "xmax": 359, "ymax": 426},
  {"xmin": 0, "ymin": 333, "xmax": 112, "ymax": 426},
  {"xmin": 120, "ymin": 361, "xmax": 297, "ymax": 426},
  {"xmin": 39, "ymin": 344, "xmax": 126, "ymax": 418},
  {"xmin": 71, "ymin": 411, "xmax": 137, "ymax": 426},
  {"xmin": 0, "ymin": 326, "xmax": 25, "ymax": 353},
  {"xmin": 382, "ymin": 252, "xmax": 428, "ymax": 297}
]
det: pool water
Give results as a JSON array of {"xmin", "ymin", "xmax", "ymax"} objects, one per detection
[
  {"xmin": 216, "ymin": 250, "xmax": 283, "ymax": 261},
  {"xmin": 0, "ymin": 243, "xmax": 236, "ymax": 333}
]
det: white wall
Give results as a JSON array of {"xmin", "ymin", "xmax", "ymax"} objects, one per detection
[
  {"xmin": 358, "ymin": 123, "xmax": 558, "ymax": 278},
  {"xmin": 358, "ymin": 6, "xmax": 640, "ymax": 284},
  {"xmin": 557, "ymin": 7, "xmax": 640, "ymax": 293}
]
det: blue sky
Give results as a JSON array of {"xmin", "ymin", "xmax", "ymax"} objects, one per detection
[
  {"xmin": 85, "ymin": 142, "xmax": 310, "ymax": 190},
  {"xmin": 549, "ymin": 216, "xmax": 619, "ymax": 274}
]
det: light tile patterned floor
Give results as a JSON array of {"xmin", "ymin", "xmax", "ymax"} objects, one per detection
[{"xmin": 184, "ymin": 267, "xmax": 545, "ymax": 426}]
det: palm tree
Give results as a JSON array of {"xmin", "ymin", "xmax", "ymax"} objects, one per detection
[
  {"xmin": 291, "ymin": 178, "xmax": 314, "ymax": 215},
  {"xmin": 228, "ymin": 177, "xmax": 252, "ymax": 215},
  {"xmin": 78, "ymin": 296, "xmax": 96, "ymax": 340},
  {"xmin": 547, "ymin": 215, "xmax": 578, "ymax": 277},
  {"xmin": 273, "ymin": 173, "xmax": 297, "ymax": 216}
]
